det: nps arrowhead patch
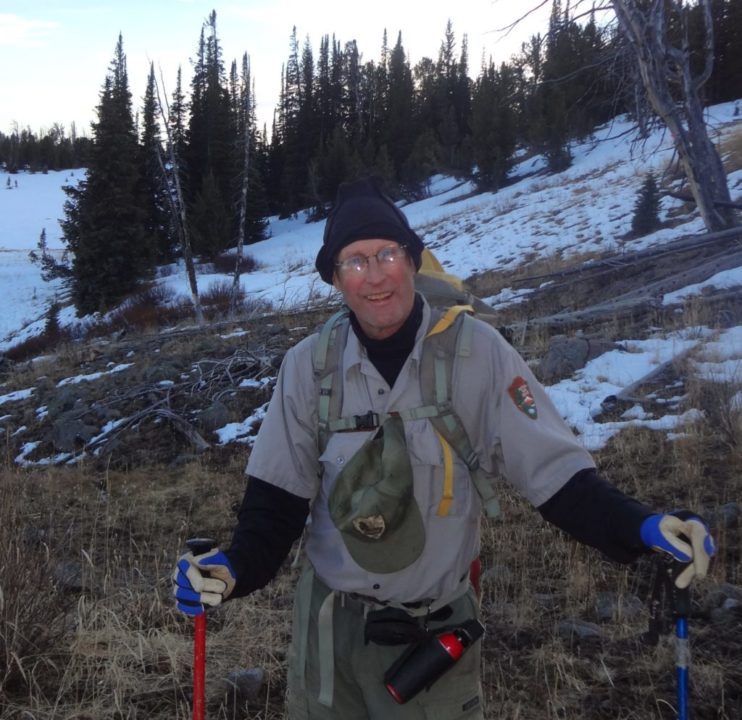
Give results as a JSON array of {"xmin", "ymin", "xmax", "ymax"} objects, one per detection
[{"xmin": 508, "ymin": 376, "xmax": 538, "ymax": 419}]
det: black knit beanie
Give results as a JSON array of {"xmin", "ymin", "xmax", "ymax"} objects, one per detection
[{"xmin": 315, "ymin": 176, "xmax": 425, "ymax": 284}]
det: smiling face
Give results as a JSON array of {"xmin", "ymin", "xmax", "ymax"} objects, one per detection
[{"xmin": 333, "ymin": 238, "xmax": 417, "ymax": 340}]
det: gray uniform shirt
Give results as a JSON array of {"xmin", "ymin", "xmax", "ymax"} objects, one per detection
[{"xmin": 247, "ymin": 299, "xmax": 595, "ymax": 604}]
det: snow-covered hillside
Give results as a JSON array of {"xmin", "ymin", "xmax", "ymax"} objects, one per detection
[{"xmin": 2, "ymin": 100, "xmax": 742, "ymax": 454}]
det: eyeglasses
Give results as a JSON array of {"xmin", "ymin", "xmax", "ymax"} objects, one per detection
[{"xmin": 335, "ymin": 244, "xmax": 408, "ymax": 276}]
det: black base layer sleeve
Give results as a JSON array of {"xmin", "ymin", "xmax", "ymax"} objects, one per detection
[
  {"xmin": 224, "ymin": 476, "xmax": 310, "ymax": 598},
  {"xmin": 537, "ymin": 468, "xmax": 655, "ymax": 563}
]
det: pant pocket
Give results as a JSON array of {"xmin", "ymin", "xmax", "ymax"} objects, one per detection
[{"xmin": 422, "ymin": 689, "xmax": 483, "ymax": 720}]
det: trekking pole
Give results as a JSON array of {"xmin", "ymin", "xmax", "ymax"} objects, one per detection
[
  {"xmin": 670, "ymin": 563, "xmax": 692, "ymax": 720},
  {"xmin": 186, "ymin": 537, "xmax": 217, "ymax": 720}
]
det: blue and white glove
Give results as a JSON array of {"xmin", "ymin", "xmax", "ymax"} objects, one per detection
[
  {"xmin": 173, "ymin": 548, "xmax": 236, "ymax": 616},
  {"xmin": 640, "ymin": 512, "xmax": 716, "ymax": 588}
]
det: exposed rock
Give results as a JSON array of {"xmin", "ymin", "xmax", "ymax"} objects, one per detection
[
  {"xmin": 705, "ymin": 583, "xmax": 742, "ymax": 611},
  {"xmin": 710, "ymin": 597, "xmax": 742, "ymax": 624},
  {"xmin": 142, "ymin": 362, "xmax": 181, "ymax": 384},
  {"xmin": 224, "ymin": 666, "xmax": 266, "ymax": 704},
  {"xmin": 89, "ymin": 401, "xmax": 123, "ymax": 423},
  {"xmin": 46, "ymin": 385, "xmax": 87, "ymax": 419},
  {"xmin": 198, "ymin": 400, "xmax": 230, "ymax": 432},
  {"xmin": 538, "ymin": 334, "xmax": 622, "ymax": 382},
  {"xmin": 50, "ymin": 416, "xmax": 99, "ymax": 452}
]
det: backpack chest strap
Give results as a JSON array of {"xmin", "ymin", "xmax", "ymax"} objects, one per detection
[{"xmin": 327, "ymin": 405, "xmax": 443, "ymax": 434}]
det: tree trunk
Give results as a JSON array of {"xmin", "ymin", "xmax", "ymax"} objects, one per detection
[
  {"xmin": 612, "ymin": 0, "xmax": 737, "ymax": 231},
  {"xmin": 232, "ymin": 60, "xmax": 251, "ymax": 317},
  {"xmin": 155, "ymin": 70, "xmax": 203, "ymax": 324}
]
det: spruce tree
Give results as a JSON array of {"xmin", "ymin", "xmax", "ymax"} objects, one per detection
[
  {"xmin": 434, "ymin": 21, "xmax": 470, "ymax": 174},
  {"xmin": 169, "ymin": 66, "xmax": 188, "ymax": 168},
  {"xmin": 385, "ymin": 33, "xmax": 415, "ymax": 188},
  {"xmin": 186, "ymin": 11, "xmax": 237, "ymax": 256},
  {"xmin": 29, "ymin": 227, "xmax": 72, "ymax": 282},
  {"xmin": 60, "ymin": 34, "xmax": 152, "ymax": 315},
  {"xmin": 536, "ymin": 0, "xmax": 573, "ymax": 172},
  {"xmin": 279, "ymin": 27, "xmax": 307, "ymax": 215},
  {"xmin": 471, "ymin": 60, "xmax": 516, "ymax": 190},
  {"xmin": 631, "ymin": 171, "xmax": 662, "ymax": 237}
]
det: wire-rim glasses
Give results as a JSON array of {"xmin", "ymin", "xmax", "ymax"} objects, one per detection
[{"xmin": 335, "ymin": 244, "xmax": 408, "ymax": 276}]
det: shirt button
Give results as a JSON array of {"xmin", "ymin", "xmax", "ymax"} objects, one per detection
[
  {"xmin": 378, "ymin": 388, "xmax": 385, "ymax": 395},
  {"xmin": 373, "ymin": 583, "xmax": 380, "ymax": 590},
  {"xmin": 337, "ymin": 457, "xmax": 344, "ymax": 465}
]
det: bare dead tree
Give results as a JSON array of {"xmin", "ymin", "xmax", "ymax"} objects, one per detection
[
  {"xmin": 611, "ymin": 0, "xmax": 737, "ymax": 231},
  {"xmin": 154, "ymin": 67, "xmax": 204, "ymax": 324},
  {"xmin": 498, "ymin": 0, "xmax": 737, "ymax": 231}
]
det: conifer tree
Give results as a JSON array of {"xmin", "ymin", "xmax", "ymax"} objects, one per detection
[
  {"xmin": 342, "ymin": 40, "xmax": 363, "ymax": 147},
  {"xmin": 277, "ymin": 28, "xmax": 301, "ymax": 215},
  {"xmin": 631, "ymin": 171, "xmax": 661, "ymax": 237},
  {"xmin": 434, "ymin": 21, "xmax": 470, "ymax": 173},
  {"xmin": 29, "ymin": 227, "xmax": 72, "ymax": 282},
  {"xmin": 539, "ymin": 0, "xmax": 573, "ymax": 171},
  {"xmin": 60, "ymin": 34, "xmax": 152, "ymax": 315},
  {"xmin": 186, "ymin": 11, "xmax": 237, "ymax": 256},
  {"xmin": 472, "ymin": 60, "xmax": 517, "ymax": 190},
  {"xmin": 169, "ymin": 66, "xmax": 187, "ymax": 167},
  {"xmin": 385, "ymin": 33, "xmax": 415, "ymax": 189}
]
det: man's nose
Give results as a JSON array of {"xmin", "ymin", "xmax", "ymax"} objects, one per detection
[{"xmin": 364, "ymin": 255, "xmax": 386, "ymax": 281}]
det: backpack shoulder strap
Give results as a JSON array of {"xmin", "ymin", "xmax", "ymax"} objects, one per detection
[
  {"xmin": 313, "ymin": 309, "xmax": 351, "ymax": 455},
  {"xmin": 421, "ymin": 307, "xmax": 500, "ymax": 518}
]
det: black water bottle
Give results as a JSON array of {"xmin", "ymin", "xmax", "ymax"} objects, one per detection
[{"xmin": 384, "ymin": 619, "xmax": 484, "ymax": 704}]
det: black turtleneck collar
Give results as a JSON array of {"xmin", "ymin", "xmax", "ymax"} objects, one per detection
[{"xmin": 349, "ymin": 293, "xmax": 424, "ymax": 388}]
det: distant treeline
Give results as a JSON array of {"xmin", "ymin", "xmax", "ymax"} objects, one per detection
[
  {"xmin": 38, "ymin": 1, "xmax": 742, "ymax": 316},
  {"xmin": 0, "ymin": 124, "xmax": 92, "ymax": 173},
  {"xmin": 5, "ymin": 0, "xmax": 741, "ymax": 192}
]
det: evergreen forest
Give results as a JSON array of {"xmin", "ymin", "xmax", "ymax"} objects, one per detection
[{"xmin": 4, "ymin": 1, "xmax": 742, "ymax": 315}]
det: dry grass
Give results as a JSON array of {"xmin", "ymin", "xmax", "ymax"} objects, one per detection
[
  {"xmin": 719, "ymin": 124, "xmax": 742, "ymax": 176},
  {"xmin": 465, "ymin": 247, "xmax": 606, "ymax": 304},
  {"xmin": 2, "ymin": 268, "xmax": 742, "ymax": 718},
  {"xmin": 1, "ymin": 389, "xmax": 739, "ymax": 719}
]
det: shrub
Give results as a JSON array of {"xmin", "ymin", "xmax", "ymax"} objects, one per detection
[
  {"xmin": 201, "ymin": 279, "xmax": 246, "ymax": 318},
  {"xmin": 4, "ymin": 326, "xmax": 73, "ymax": 362},
  {"xmin": 211, "ymin": 252, "xmax": 260, "ymax": 275}
]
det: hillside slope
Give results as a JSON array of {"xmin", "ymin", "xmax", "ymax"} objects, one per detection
[{"xmin": 0, "ymin": 103, "xmax": 741, "ymax": 719}]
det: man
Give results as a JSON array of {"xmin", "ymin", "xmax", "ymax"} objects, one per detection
[{"xmin": 174, "ymin": 176, "xmax": 715, "ymax": 719}]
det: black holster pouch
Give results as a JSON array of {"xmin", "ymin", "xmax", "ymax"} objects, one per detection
[
  {"xmin": 364, "ymin": 607, "xmax": 429, "ymax": 646},
  {"xmin": 383, "ymin": 619, "xmax": 485, "ymax": 704}
]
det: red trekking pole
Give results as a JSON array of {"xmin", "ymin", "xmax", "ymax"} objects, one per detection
[{"xmin": 186, "ymin": 537, "xmax": 216, "ymax": 720}]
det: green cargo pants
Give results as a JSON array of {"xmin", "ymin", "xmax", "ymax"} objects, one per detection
[{"xmin": 286, "ymin": 566, "xmax": 484, "ymax": 720}]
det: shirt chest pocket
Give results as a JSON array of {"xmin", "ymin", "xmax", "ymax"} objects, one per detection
[
  {"xmin": 405, "ymin": 420, "xmax": 474, "ymax": 518},
  {"xmin": 318, "ymin": 431, "xmax": 372, "ymax": 493}
]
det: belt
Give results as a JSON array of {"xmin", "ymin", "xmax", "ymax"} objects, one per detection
[{"xmin": 339, "ymin": 591, "xmax": 436, "ymax": 617}]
